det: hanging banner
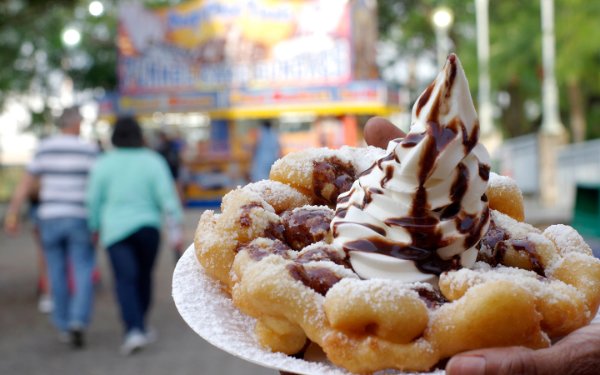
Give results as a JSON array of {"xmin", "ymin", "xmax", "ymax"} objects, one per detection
[{"xmin": 117, "ymin": 0, "xmax": 375, "ymax": 94}]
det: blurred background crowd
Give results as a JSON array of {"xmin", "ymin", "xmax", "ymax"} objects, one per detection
[{"xmin": 1, "ymin": 0, "xmax": 599, "ymax": 374}]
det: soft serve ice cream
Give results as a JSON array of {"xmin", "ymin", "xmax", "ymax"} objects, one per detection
[{"xmin": 331, "ymin": 54, "xmax": 491, "ymax": 283}]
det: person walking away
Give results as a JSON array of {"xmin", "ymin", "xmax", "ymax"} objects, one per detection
[
  {"xmin": 155, "ymin": 130, "xmax": 185, "ymax": 261},
  {"xmin": 87, "ymin": 116, "xmax": 183, "ymax": 355},
  {"xmin": 250, "ymin": 119, "xmax": 280, "ymax": 182},
  {"xmin": 3, "ymin": 106, "xmax": 98, "ymax": 348}
]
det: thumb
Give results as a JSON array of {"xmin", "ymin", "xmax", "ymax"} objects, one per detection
[{"xmin": 446, "ymin": 346, "xmax": 547, "ymax": 375}]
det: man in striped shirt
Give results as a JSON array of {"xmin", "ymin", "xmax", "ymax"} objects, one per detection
[{"xmin": 4, "ymin": 106, "xmax": 98, "ymax": 348}]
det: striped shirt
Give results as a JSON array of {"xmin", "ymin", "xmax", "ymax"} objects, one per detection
[{"xmin": 28, "ymin": 134, "xmax": 99, "ymax": 219}]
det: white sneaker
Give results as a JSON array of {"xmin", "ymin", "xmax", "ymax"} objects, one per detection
[
  {"xmin": 38, "ymin": 294, "xmax": 53, "ymax": 314},
  {"xmin": 120, "ymin": 329, "xmax": 148, "ymax": 355}
]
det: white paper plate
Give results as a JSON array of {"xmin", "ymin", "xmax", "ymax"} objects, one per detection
[{"xmin": 172, "ymin": 245, "xmax": 445, "ymax": 375}]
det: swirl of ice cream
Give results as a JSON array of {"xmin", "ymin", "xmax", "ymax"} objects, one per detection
[{"xmin": 331, "ymin": 54, "xmax": 491, "ymax": 283}]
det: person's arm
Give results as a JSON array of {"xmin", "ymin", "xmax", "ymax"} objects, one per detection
[
  {"xmin": 3, "ymin": 172, "xmax": 37, "ymax": 235},
  {"xmin": 86, "ymin": 161, "xmax": 104, "ymax": 243},
  {"xmin": 154, "ymin": 157, "xmax": 183, "ymax": 220},
  {"xmin": 152, "ymin": 154, "xmax": 184, "ymax": 248}
]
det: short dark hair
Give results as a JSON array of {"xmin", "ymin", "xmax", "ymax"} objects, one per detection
[{"xmin": 111, "ymin": 116, "xmax": 144, "ymax": 148}]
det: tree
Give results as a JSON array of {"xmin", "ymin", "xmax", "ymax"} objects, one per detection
[
  {"xmin": 377, "ymin": 0, "xmax": 478, "ymax": 106},
  {"xmin": 555, "ymin": 0, "xmax": 600, "ymax": 141},
  {"xmin": 0, "ymin": 0, "xmax": 117, "ymax": 131},
  {"xmin": 377, "ymin": 0, "xmax": 600, "ymax": 141}
]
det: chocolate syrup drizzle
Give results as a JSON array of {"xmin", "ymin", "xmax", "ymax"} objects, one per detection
[
  {"xmin": 238, "ymin": 204, "xmax": 348, "ymax": 296},
  {"xmin": 296, "ymin": 245, "xmax": 351, "ymax": 268},
  {"xmin": 282, "ymin": 207, "xmax": 333, "ymax": 250},
  {"xmin": 414, "ymin": 286, "xmax": 448, "ymax": 309},
  {"xmin": 313, "ymin": 157, "xmax": 356, "ymax": 205},
  {"xmin": 287, "ymin": 263, "xmax": 343, "ymax": 296},
  {"xmin": 243, "ymin": 239, "xmax": 292, "ymax": 261},
  {"xmin": 239, "ymin": 203, "xmax": 263, "ymax": 227},
  {"xmin": 479, "ymin": 219, "xmax": 546, "ymax": 277},
  {"xmin": 334, "ymin": 55, "xmax": 491, "ymax": 276}
]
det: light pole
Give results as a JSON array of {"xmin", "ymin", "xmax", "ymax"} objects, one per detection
[
  {"xmin": 538, "ymin": 0, "xmax": 565, "ymax": 207},
  {"xmin": 475, "ymin": 0, "xmax": 494, "ymax": 137},
  {"xmin": 540, "ymin": 0, "xmax": 564, "ymax": 135},
  {"xmin": 431, "ymin": 7, "xmax": 454, "ymax": 68}
]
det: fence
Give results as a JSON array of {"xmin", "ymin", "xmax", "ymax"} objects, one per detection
[
  {"xmin": 493, "ymin": 134, "xmax": 539, "ymax": 195},
  {"xmin": 494, "ymin": 134, "xmax": 600, "ymax": 210},
  {"xmin": 556, "ymin": 138, "xmax": 600, "ymax": 208}
]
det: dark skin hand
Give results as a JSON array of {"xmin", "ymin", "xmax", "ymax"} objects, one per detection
[
  {"xmin": 445, "ymin": 324, "xmax": 600, "ymax": 375},
  {"xmin": 363, "ymin": 116, "xmax": 406, "ymax": 148},
  {"xmin": 366, "ymin": 117, "xmax": 600, "ymax": 375}
]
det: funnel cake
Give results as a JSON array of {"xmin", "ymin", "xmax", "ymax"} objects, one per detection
[{"xmin": 194, "ymin": 55, "xmax": 600, "ymax": 373}]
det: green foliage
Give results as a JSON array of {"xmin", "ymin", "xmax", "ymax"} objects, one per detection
[
  {"xmin": 556, "ymin": 0, "xmax": 600, "ymax": 86},
  {"xmin": 378, "ymin": 0, "xmax": 600, "ymax": 140},
  {"xmin": 0, "ymin": 0, "xmax": 117, "ymax": 130}
]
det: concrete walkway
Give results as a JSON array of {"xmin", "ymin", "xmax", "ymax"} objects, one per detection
[{"xmin": 0, "ymin": 209, "xmax": 277, "ymax": 375}]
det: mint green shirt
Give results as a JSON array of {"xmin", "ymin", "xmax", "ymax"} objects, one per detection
[{"xmin": 87, "ymin": 148, "xmax": 183, "ymax": 247}]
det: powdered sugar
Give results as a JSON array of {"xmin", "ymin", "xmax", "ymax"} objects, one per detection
[
  {"xmin": 489, "ymin": 172, "xmax": 519, "ymax": 192},
  {"xmin": 328, "ymin": 278, "xmax": 425, "ymax": 308},
  {"xmin": 491, "ymin": 210, "xmax": 540, "ymax": 237},
  {"xmin": 270, "ymin": 146, "xmax": 385, "ymax": 183},
  {"xmin": 271, "ymin": 148, "xmax": 344, "ymax": 181},
  {"xmin": 543, "ymin": 224, "xmax": 593, "ymax": 256},
  {"xmin": 443, "ymin": 263, "xmax": 584, "ymax": 305},
  {"xmin": 340, "ymin": 145, "xmax": 386, "ymax": 173},
  {"xmin": 173, "ymin": 245, "xmax": 445, "ymax": 375},
  {"xmin": 243, "ymin": 180, "xmax": 310, "ymax": 212},
  {"xmin": 290, "ymin": 204, "xmax": 332, "ymax": 214}
]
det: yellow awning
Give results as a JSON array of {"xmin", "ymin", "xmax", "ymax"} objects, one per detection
[{"xmin": 208, "ymin": 102, "xmax": 401, "ymax": 120}]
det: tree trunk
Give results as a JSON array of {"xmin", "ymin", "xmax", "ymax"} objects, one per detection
[
  {"xmin": 567, "ymin": 79, "xmax": 586, "ymax": 143},
  {"xmin": 501, "ymin": 82, "xmax": 528, "ymax": 138}
]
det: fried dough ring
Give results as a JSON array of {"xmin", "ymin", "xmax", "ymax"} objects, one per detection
[
  {"xmin": 487, "ymin": 172, "xmax": 525, "ymax": 221},
  {"xmin": 269, "ymin": 146, "xmax": 385, "ymax": 206},
  {"xmin": 231, "ymin": 237, "xmax": 555, "ymax": 373},
  {"xmin": 195, "ymin": 181, "xmax": 309, "ymax": 289},
  {"xmin": 194, "ymin": 147, "xmax": 600, "ymax": 373}
]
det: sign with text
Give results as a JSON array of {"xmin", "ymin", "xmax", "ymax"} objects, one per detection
[{"xmin": 117, "ymin": 0, "xmax": 377, "ymax": 94}]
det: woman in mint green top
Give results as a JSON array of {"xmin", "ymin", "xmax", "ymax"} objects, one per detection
[
  {"xmin": 86, "ymin": 116, "xmax": 183, "ymax": 355},
  {"xmin": 87, "ymin": 143, "xmax": 183, "ymax": 248}
]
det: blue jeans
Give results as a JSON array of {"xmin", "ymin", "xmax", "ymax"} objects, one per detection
[
  {"xmin": 39, "ymin": 217, "xmax": 96, "ymax": 332},
  {"xmin": 107, "ymin": 227, "xmax": 160, "ymax": 334}
]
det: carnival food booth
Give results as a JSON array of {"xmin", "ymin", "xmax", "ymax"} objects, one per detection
[{"xmin": 103, "ymin": 0, "xmax": 401, "ymax": 206}]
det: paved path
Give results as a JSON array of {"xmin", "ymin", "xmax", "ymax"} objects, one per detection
[{"xmin": 0, "ymin": 209, "xmax": 277, "ymax": 375}]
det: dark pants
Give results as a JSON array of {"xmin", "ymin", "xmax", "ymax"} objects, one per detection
[{"xmin": 107, "ymin": 227, "xmax": 159, "ymax": 334}]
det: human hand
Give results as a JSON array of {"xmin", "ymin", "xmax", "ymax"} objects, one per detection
[
  {"xmin": 446, "ymin": 323, "xmax": 600, "ymax": 375},
  {"xmin": 3, "ymin": 212, "xmax": 20, "ymax": 235},
  {"xmin": 173, "ymin": 239, "xmax": 184, "ymax": 254},
  {"xmin": 363, "ymin": 116, "xmax": 406, "ymax": 149}
]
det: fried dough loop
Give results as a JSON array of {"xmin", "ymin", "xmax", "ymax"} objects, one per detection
[{"xmin": 194, "ymin": 148, "xmax": 600, "ymax": 374}]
